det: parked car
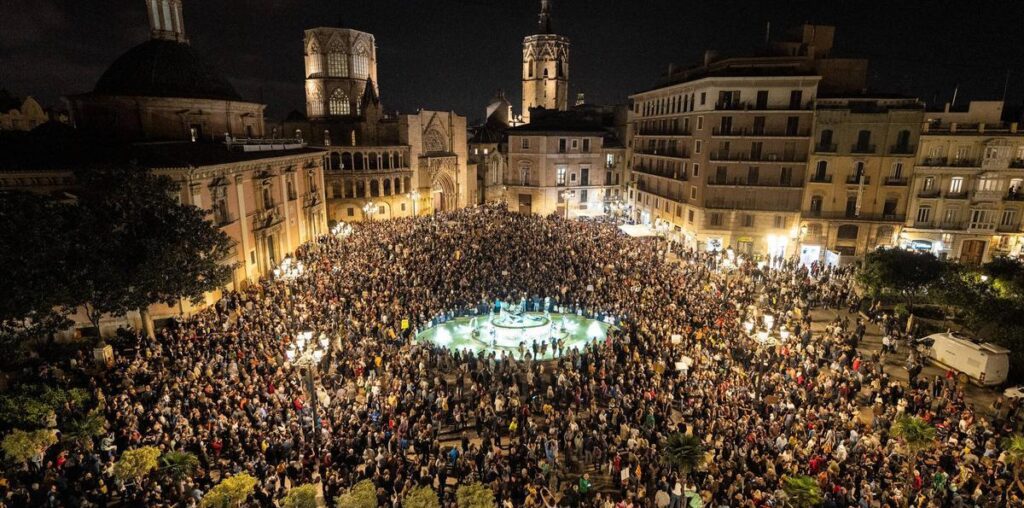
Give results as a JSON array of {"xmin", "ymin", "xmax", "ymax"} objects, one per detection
[{"xmin": 917, "ymin": 332, "xmax": 1010, "ymax": 386}]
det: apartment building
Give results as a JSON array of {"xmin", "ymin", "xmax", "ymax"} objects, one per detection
[
  {"xmin": 505, "ymin": 111, "xmax": 624, "ymax": 216},
  {"xmin": 799, "ymin": 97, "xmax": 924, "ymax": 260},
  {"xmin": 903, "ymin": 101, "xmax": 1024, "ymax": 263},
  {"xmin": 629, "ymin": 65, "xmax": 820, "ymax": 255}
]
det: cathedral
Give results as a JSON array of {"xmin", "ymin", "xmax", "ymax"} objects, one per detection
[{"xmin": 521, "ymin": 0, "xmax": 570, "ymax": 123}]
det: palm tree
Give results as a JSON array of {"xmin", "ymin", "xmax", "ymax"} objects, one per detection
[
  {"xmin": 662, "ymin": 432, "xmax": 706, "ymax": 491},
  {"xmin": 160, "ymin": 451, "xmax": 199, "ymax": 495},
  {"xmin": 890, "ymin": 416, "xmax": 936, "ymax": 507},
  {"xmin": 1002, "ymin": 434, "xmax": 1024, "ymax": 494},
  {"xmin": 60, "ymin": 409, "xmax": 107, "ymax": 452},
  {"xmin": 782, "ymin": 475, "xmax": 822, "ymax": 508}
]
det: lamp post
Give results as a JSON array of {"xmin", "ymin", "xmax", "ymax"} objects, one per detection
[
  {"xmin": 406, "ymin": 190, "xmax": 420, "ymax": 217},
  {"xmin": 286, "ymin": 331, "xmax": 330, "ymax": 448},
  {"xmin": 560, "ymin": 190, "xmax": 575, "ymax": 220},
  {"xmin": 362, "ymin": 201, "xmax": 376, "ymax": 221}
]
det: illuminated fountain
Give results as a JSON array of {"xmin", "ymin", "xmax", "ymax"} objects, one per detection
[{"xmin": 415, "ymin": 299, "xmax": 614, "ymax": 360}]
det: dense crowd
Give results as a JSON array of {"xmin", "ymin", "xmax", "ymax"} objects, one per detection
[{"xmin": 3, "ymin": 204, "xmax": 1021, "ymax": 507}]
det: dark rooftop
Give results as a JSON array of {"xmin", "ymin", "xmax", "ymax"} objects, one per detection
[
  {"xmin": 89, "ymin": 39, "xmax": 243, "ymax": 102},
  {"xmin": 0, "ymin": 128, "xmax": 322, "ymax": 172}
]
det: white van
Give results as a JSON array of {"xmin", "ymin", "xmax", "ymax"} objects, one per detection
[{"xmin": 918, "ymin": 332, "xmax": 1010, "ymax": 386}]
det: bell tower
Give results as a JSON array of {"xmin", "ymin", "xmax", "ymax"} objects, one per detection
[
  {"xmin": 521, "ymin": 0, "xmax": 569, "ymax": 123},
  {"xmin": 145, "ymin": 0, "xmax": 187, "ymax": 43}
]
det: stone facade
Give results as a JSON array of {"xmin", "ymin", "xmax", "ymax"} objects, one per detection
[
  {"xmin": 629, "ymin": 75, "xmax": 818, "ymax": 255},
  {"xmin": 799, "ymin": 97, "xmax": 924, "ymax": 259},
  {"xmin": 522, "ymin": 0, "xmax": 569, "ymax": 124},
  {"xmin": 903, "ymin": 101, "xmax": 1024, "ymax": 264},
  {"xmin": 303, "ymin": 27, "xmax": 379, "ymax": 120},
  {"xmin": 506, "ymin": 125, "xmax": 624, "ymax": 217}
]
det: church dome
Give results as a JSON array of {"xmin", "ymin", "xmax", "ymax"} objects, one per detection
[{"xmin": 94, "ymin": 39, "xmax": 241, "ymax": 101}]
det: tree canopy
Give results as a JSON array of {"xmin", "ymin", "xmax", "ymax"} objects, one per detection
[
  {"xmin": 857, "ymin": 249, "xmax": 946, "ymax": 308},
  {"xmin": 0, "ymin": 167, "xmax": 235, "ymax": 344}
]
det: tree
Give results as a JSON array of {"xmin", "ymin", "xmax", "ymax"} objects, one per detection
[
  {"xmin": 61, "ymin": 408, "xmax": 107, "ymax": 451},
  {"xmin": 159, "ymin": 450, "xmax": 200, "ymax": 482},
  {"xmin": 858, "ymin": 249, "xmax": 946, "ymax": 310},
  {"xmin": 782, "ymin": 475, "xmax": 822, "ymax": 508},
  {"xmin": 1002, "ymin": 434, "xmax": 1024, "ymax": 494},
  {"xmin": 661, "ymin": 432, "xmax": 706, "ymax": 482},
  {"xmin": 281, "ymin": 483, "xmax": 319, "ymax": 508},
  {"xmin": 200, "ymin": 473, "xmax": 258, "ymax": 508},
  {"xmin": 403, "ymin": 486, "xmax": 440, "ymax": 508},
  {"xmin": 890, "ymin": 416, "xmax": 937, "ymax": 507},
  {"xmin": 335, "ymin": 479, "xmax": 377, "ymax": 508},
  {"xmin": 74, "ymin": 168, "xmax": 235, "ymax": 338},
  {"xmin": 1, "ymin": 429, "xmax": 57, "ymax": 465},
  {"xmin": 456, "ymin": 482, "xmax": 496, "ymax": 508},
  {"xmin": 113, "ymin": 446, "xmax": 161, "ymax": 484},
  {"xmin": 982, "ymin": 257, "xmax": 1024, "ymax": 298},
  {"xmin": 0, "ymin": 192, "xmax": 83, "ymax": 345}
]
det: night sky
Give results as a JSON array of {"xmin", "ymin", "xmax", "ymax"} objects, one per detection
[{"xmin": 3, "ymin": 0, "xmax": 1024, "ymax": 123}]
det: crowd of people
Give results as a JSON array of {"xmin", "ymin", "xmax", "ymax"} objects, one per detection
[{"xmin": 3, "ymin": 204, "xmax": 1022, "ymax": 507}]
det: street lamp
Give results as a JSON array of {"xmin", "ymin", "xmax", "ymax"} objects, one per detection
[
  {"xmin": 406, "ymin": 190, "xmax": 420, "ymax": 217},
  {"xmin": 286, "ymin": 330, "xmax": 331, "ymax": 448},
  {"xmin": 560, "ymin": 190, "xmax": 575, "ymax": 219},
  {"xmin": 362, "ymin": 201, "xmax": 376, "ymax": 221}
]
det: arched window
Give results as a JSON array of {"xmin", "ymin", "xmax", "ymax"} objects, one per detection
[
  {"xmin": 328, "ymin": 51, "xmax": 348, "ymax": 77},
  {"xmin": 306, "ymin": 44, "xmax": 322, "ymax": 77},
  {"xmin": 809, "ymin": 195, "xmax": 823, "ymax": 215},
  {"xmin": 383, "ymin": 179, "xmax": 391, "ymax": 195},
  {"xmin": 837, "ymin": 224, "xmax": 859, "ymax": 240},
  {"xmin": 369, "ymin": 180, "xmax": 379, "ymax": 197},
  {"xmin": 818, "ymin": 129, "xmax": 833, "ymax": 149},
  {"xmin": 308, "ymin": 91, "xmax": 323, "ymax": 117},
  {"xmin": 329, "ymin": 88, "xmax": 350, "ymax": 116},
  {"xmin": 527, "ymin": 60, "xmax": 534, "ymax": 78},
  {"xmin": 352, "ymin": 47, "xmax": 369, "ymax": 79},
  {"xmin": 895, "ymin": 129, "xmax": 911, "ymax": 152},
  {"xmin": 814, "ymin": 160, "xmax": 828, "ymax": 181}
]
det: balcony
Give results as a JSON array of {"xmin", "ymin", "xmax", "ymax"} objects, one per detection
[
  {"xmin": 634, "ymin": 149, "xmax": 689, "ymax": 159},
  {"xmin": 1011, "ymin": 159, "xmax": 1024, "ymax": 169},
  {"xmin": 917, "ymin": 189, "xmax": 940, "ymax": 198},
  {"xmin": 968, "ymin": 222, "xmax": 997, "ymax": 232},
  {"xmin": 972, "ymin": 190, "xmax": 1003, "ymax": 202},
  {"xmin": 845, "ymin": 175, "xmax": 871, "ymax": 185},
  {"xmin": 889, "ymin": 144, "xmax": 916, "ymax": 155},
  {"xmin": 814, "ymin": 143, "xmax": 837, "ymax": 153},
  {"xmin": 850, "ymin": 144, "xmax": 877, "ymax": 154},
  {"xmin": 912, "ymin": 221, "xmax": 965, "ymax": 230},
  {"xmin": 636, "ymin": 127, "xmax": 690, "ymax": 136},
  {"xmin": 945, "ymin": 191, "xmax": 969, "ymax": 199},
  {"xmin": 884, "ymin": 177, "xmax": 908, "ymax": 186},
  {"xmin": 924, "ymin": 157, "xmax": 979, "ymax": 168},
  {"xmin": 714, "ymin": 101, "xmax": 809, "ymax": 111},
  {"xmin": 805, "ymin": 212, "xmax": 906, "ymax": 222},
  {"xmin": 711, "ymin": 127, "xmax": 810, "ymax": 138},
  {"xmin": 708, "ymin": 152, "xmax": 806, "ymax": 163},
  {"xmin": 1008, "ymin": 191, "xmax": 1024, "ymax": 201},
  {"xmin": 997, "ymin": 223, "xmax": 1021, "ymax": 233},
  {"xmin": 808, "ymin": 174, "xmax": 833, "ymax": 183},
  {"xmin": 706, "ymin": 177, "xmax": 800, "ymax": 188}
]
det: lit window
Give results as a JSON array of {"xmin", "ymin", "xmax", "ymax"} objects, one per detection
[
  {"xmin": 330, "ymin": 88, "xmax": 350, "ymax": 116},
  {"xmin": 556, "ymin": 166, "xmax": 566, "ymax": 186},
  {"xmin": 328, "ymin": 52, "xmax": 348, "ymax": 77},
  {"xmin": 353, "ymin": 51, "xmax": 369, "ymax": 79}
]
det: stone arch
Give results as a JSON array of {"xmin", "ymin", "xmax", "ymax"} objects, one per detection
[
  {"xmin": 369, "ymin": 179, "xmax": 380, "ymax": 197},
  {"xmin": 341, "ymin": 152, "xmax": 353, "ymax": 170},
  {"xmin": 353, "ymin": 152, "xmax": 364, "ymax": 170}
]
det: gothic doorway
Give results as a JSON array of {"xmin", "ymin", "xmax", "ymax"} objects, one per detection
[{"xmin": 432, "ymin": 171, "xmax": 456, "ymax": 213}]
